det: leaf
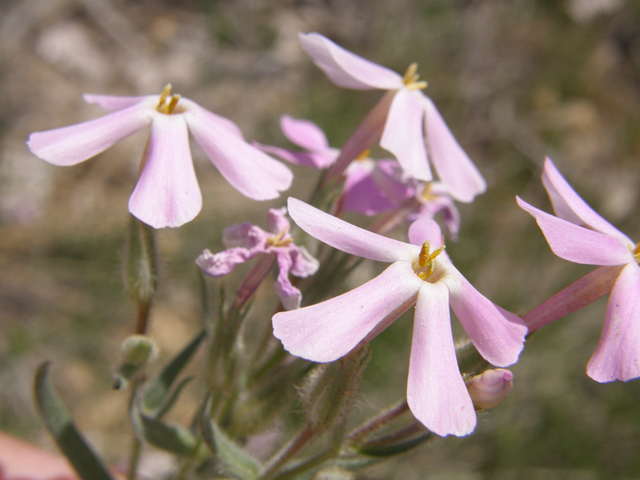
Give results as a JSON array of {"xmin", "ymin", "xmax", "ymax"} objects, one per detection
[
  {"xmin": 355, "ymin": 431, "xmax": 432, "ymax": 457},
  {"xmin": 33, "ymin": 362, "xmax": 115, "ymax": 480},
  {"xmin": 139, "ymin": 412, "xmax": 205, "ymax": 458},
  {"xmin": 155, "ymin": 376, "xmax": 194, "ymax": 419},
  {"xmin": 201, "ymin": 414, "xmax": 262, "ymax": 480},
  {"xmin": 142, "ymin": 329, "xmax": 206, "ymax": 412}
]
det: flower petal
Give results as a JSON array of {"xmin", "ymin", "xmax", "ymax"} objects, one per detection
[
  {"xmin": 83, "ymin": 94, "xmax": 151, "ymax": 112},
  {"xmin": 27, "ymin": 101, "xmax": 154, "ymax": 166},
  {"xmin": 287, "ymin": 197, "xmax": 419, "ymax": 263},
  {"xmin": 274, "ymin": 252, "xmax": 302, "ymax": 310},
  {"xmin": 128, "ymin": 114, "xmax": 202, "ymax": 228},
  {"xmin": 407, "ymin": 282, "xmax": 476, "ymax": 437},
  {"xmin": 299, "ymin": 33, "xmax": 403, "ymax": 90},
  {"xmin": 541, "ymin": 158, "xmax": 633, "ymax": 246},
  {"xmin": 380, "ymin": 89, "xmax": 432, "ymax": 182},
  {"xmin": 254, "ymin": 142, "xmax": 336, "ymax": 168},
  {"xmin": 342, "ymin": 160, "xmax": 399, "ymax": 216},
  {"xmin": 184, "ymin": 104, "xmax": 293, "ymax": 201},
  {"xmin": 517, "ymin": 196, "xmax": 634, "ymax": 266},
  {"xmin": 196, "ymin": 247, "xmax": 254, "ymax": 277},
  {"xmin": 424, "ymin": 97, "xmax": 486, "ymax": 203},
  {"xmin": 444, "ymin": 264, "xmax": 527, "ymax": 367},
  {"xmin": 407, "ymin": 217, "xmax": 444, "ymax": 249},
  {"xmin": 289, "ymin": 245, "xmax": 319, "ymax": 278},
  {"xmin": 267, "ymin": 207, "xmax": 291, "ymax": 235},
  {"xmin": 222, "ymin": 223, "xmax": 267, "ymax": 249},
  {"xmin": 272, "ymin": 261, "xmax": 421, "ymax": 362},
  {"xmin": 280, "ymin": 115, "xmax": 329, "ymax": 151},
  {"xmin": 587, "ymin": 262, "xmax": 640, "ymax": 382}
]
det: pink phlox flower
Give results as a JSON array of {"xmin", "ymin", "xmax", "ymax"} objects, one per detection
[
  {"xmin": 255, "ymin": 115, "xmax": 338, "ymax": 169},
  {"xmin": 272, "ymin": 198, "xmax": 527, "ymax": 437},
  {"xmin": 342, "ymin": 157, "xmax": 415, "ymax": 216},
  {"xmin": 408, "ymin": 182, "xmax": 461, "ymax": 241},
  {"xmin": 196, "ymin": 207, "xmax": 319, "ymax": 310},
  {"xmin": 517, "ymin": 157, "xmax": 640, "ymax": 382},
  {"xmin": 27, "ymin": 85, "xmax": 293, "ymax": 229},
  {"xmin": 298, "ymin": 32, "xmax": 486, "ymax": 203}
]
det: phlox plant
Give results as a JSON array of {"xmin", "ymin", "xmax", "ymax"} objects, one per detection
[{"xmin": 21, "ymin": 32, "xmax": 640, "ymax": 480}]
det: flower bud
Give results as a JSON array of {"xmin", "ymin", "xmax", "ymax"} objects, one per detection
[
  {"xmin": 466, "ymin": 369, "xmax": 513, "ymax": 410},
  {"xmin": 113, "ymin": 334, "xmax": 159, "ymax": 389}
]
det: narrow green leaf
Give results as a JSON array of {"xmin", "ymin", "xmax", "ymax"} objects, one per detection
[
  {"xmin": 139, "ymin": 412, "xmax": 204, "ymax": 458},
  {"xmin": 201, "ymin": 415, "xmax": 262, "ymax": 480},
  {"xmin": 155, "ymin": 376, "xmax": 194, "ymax": 419},
  {"xmin": 355, "ymin": 431, "xmax": 432, "ymax": 457},
  {"xmin": 33, "ymin": 362, "xmax": 115, "ymax": 480},
  {"xmin": 143, "ymin": 329, "xmax": 205, "ymax": 412}
]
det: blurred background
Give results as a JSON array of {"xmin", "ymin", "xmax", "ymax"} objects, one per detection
[{"xmin": 2, "ymin": 0, "xmax": 640, "ymax": 478}]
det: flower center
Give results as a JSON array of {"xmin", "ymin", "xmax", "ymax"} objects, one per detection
[
  {"xmin": 419, "ymin": 183, "xmax": 437, "ymax": 202},
  {"xmin": 634, "ymin": 242, "xmax": 640, "ymax": 263},
  {"xmin": 355, "ymin": 149, "xmax": 371, "ymax": 161},
  {"xmin": 402, "ymin": 63, "xmax": 428, "ymax": 91},
  {"xmin": 412, "ymin": 240, "xmax": 445, "ymax": 280},
  {"xmin": 266, "ymin": 229, "xmax": 293, "ymax": 248},
  {"xmin": 156, "ymin": 84, "xmax": 182, "ymax": 114}
]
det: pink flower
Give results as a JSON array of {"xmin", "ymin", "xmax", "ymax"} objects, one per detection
[
  {"xmin": 517, "ymin": 158, "xmax": 640, "ymax": 382},
  {"xmin": 298, "ymin": 32, "xmax": 486, "ymax": 203},
  {"xmin": 408, "ymin": 182, "xmax": 460, "ymax": 241},
  {"xmin": 196, "ymin": 208, "xmax": 319, "ymax": 310},
  {"xmin": 27, "ymin": 85, "xmax": 293, "ymax": 228},
  {"xmin": 272, "ymin": 198, "xmax": 527, "ymax": 437},
  {"xmin": 466, "ymin": 369, "xmax": 513, "ymax": 410}
]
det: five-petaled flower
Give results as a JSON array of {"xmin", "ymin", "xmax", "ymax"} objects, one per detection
[
  {"xmin": 517, "ymin": 158, "xmax": 640, "ymax": 382},
  {"xmin": 27, "ymin": 84, "xmax": 293, "ymax": 229},
  {"xmin": 272, "ymin": 198, "xmax": 527, "ymax": 437},
  {"xmin": 298, "ymin": 32, "xmax": 486, "ymax": 203},
  {"xmin": 196, "ymin": 207, "xmax": 319, "ymax": 311}
]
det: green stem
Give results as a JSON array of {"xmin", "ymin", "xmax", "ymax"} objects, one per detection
[
  {"xmin": 260, "ymin": 424, "xmax": 315, "ymax": 480},
  {"xmin": 348, "ymin": 400, "xmax": 410, "ymax": 442}
]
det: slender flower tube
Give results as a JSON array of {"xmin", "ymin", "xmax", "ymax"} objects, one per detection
[
  {"xmin": 298, "ymin": 32, "xmax": 486, "ymax": 203},
  {"xmin": 196, "ymin": 208, "xmax": 319, "ymax": 310},
  {"xmin": 272, "ymin": 198, "xmax": 527, "ymax": 437},
  {"xmin": 517, "ymin": 158, "xmax": 640, "ymax": 382},
  {"xmin": 27, "ymin": 85, "xmax": 293, "ymax": 228}
]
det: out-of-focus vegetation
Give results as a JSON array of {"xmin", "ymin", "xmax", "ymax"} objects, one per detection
[{"xmin": 2, "ymin": 0, "xmax": 640, "ymax": 478}]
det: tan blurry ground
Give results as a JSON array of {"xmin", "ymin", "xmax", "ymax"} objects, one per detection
[{"xmin": 2, "ymin": 0, "xmax": 640, "ymax": 478}]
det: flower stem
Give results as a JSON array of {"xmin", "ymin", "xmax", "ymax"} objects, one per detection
[
  {"xmin": 260, "ymin": 424, "xmax": 315, "ymax": 480},
  {"xmin": 347, "ymin": 400, "xmax": 410, "ymax": 442}
]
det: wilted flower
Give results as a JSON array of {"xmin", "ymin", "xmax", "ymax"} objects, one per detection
[
  {"xmin": 196, "ymin": 207, "xmax": 318, "ymax": 310},
  {"xmin": 298, "ymin": 32, "xmax": 486, "ymax": 203},
  {"xmin": 517, "ymin": 158, "xmax": 640, "ymax": 382},
  {"xmin": 272, "ymin": 198, "xmax": 527, "ymax": 437},
  {"xmin": 28, "ymin": 85, "xmax": 293, "ymax": 228}
]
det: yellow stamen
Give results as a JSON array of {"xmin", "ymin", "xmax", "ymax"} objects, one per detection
[
  {"xmin": 416, "ymin": 240, "xmax": 445, "ymax": 280},
  {"xmin": 634, "ymin": 242, "xmax": 640, "ymax": 263},
  {"xmin": 420, "ymin": 183, "xmax": 436, "ymax": 202},
  {"xmin": 356, "ymin": 148, "xmax": 371, "ymax": 161},
  {"xmin": 402, "ymin": 63, "xmax": 427, "ymax": 91},
  {"xmin": 156, "ymin": 83, "xmax": 181, "ymax": 114},
  {"xmin": 266, "ymin": 229, "xmax": 293, "ymax": 247}
]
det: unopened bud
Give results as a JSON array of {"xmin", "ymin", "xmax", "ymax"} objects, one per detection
[
  {"xmin": 123, "ymin": 216, "xmax": 158, "ymax": 307},
  {"xmin": 113, "ymin": 334, "xmax": 159, "ymax": 389},
  {"xmin": 466, "ymin": 369, "xmax": 513, "ymax": 410}
]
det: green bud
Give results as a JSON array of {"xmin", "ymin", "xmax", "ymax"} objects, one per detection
[
  {"xmin": 313, "ymin": 466, "xmax": 356, "ymax": 480},
  {"xmin": 122, "ymin": 216, "xmax": 158, "ymax": 307},
  {"xmin": 113, "ymin": 334, "xmax": 159, "ymax": 389}
]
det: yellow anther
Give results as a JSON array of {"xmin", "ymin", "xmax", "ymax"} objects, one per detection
[
  {"xmin": 402, "ymin": 63, "xmax": 427, "ymax": 91},
  {"xmin": 156, "ymin": 83, "xmax": 181, "ymax": 114},
  {"xmin": 266, "ymin": 230, "xmax": 293, "ymax": 248},
  {"xmin": 420, "ymin": 183, "xmax": 437, "ymax": 202},
  {"xmin": 416, "ymin": 240, "xmax": 445, "ymax": 280},
  {"xmin": 356, "ymin": 148, "xmax": 371, "ymax": 161},
  {"xmin": 634, "ymin": 242, "xmax": 640, "ymax": 263}
]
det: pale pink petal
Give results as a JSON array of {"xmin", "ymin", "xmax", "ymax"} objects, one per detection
[
  {"xmin": 280, "ymin": 115, "xmax": 329, "ymax": 151},
  {"xmin": 287, "ymin": 198, "xmax": 418, "ymax": 263},
  {"xmin": 542, "ymin": 158, "xmax": 633, "ymax": 246},
  {"xmin": 128, "ymin": 114, "xmax": 202, "ymax": 228},
  {"xmin": 299, "ymin": 33, "xmax": 403, "ymax": 90},
  {"xmin": 27, "ymin": 102, "xmax": 154, "ymax": 166},
  {"xmin": 374, "ymin": 159, "xmax": 415, "ymax": 203},
  {"xmin": 196, "ymin": 247, "xmax": 255, "ymax": 277},
  {"xmin": 222, "ymin": 223, "xmax": 267, "ymax": 249},
  {"xmin": 407, "ymin": 217, "xmax": 444, "ymax": 249},
  {"xmin": 380, "ymin": 89, "xmax": 432, "ymax": 182},
  {"xmin": 272, "ymin": 261, "xmax": 421, "ymax": 362},
  {"xmin": 184, "ymin": 106, "xmax": 293, "ymax": 201},
  {"xmin": 254, "ymin": 142, "xmax": 335, "ymax": 168},
  {"xmin": 517, "ymin": 197, "xmax": 634, "ymax": 266},
  {"xmin": 587, "ymin": 262, "xmax": 640, "ymax": 382},
  {"xmin": 444, "ymin": 264, "xmax": 527, "ymax": 367},
  {"xmin": 407, "ymin": 282, "xmax": 476, "ymax": 437},
  {"xmin": 274, "ymin": 252, "xmax": 302, "ymax": 310},
  {"xmin": 83, "ymin": 93, "xmax": 151, "ymax": 112},
  {"xmin": 424, "ymin": 97, "xmax": 486, "ymax": 203},
  {"xmin": 181, "ymin": 99, "xmax": 244, "ymax": 138},
  {"xmin": 267, "ymin": 207, "xmax": 290, "ymax": 235},
  {"xmin": 288, "ymin": 246, "xmax": 319, "ymax": 278},
  {"xmin": 342, "ymin": 160, "xmax": 398, "ymax": 215}
]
